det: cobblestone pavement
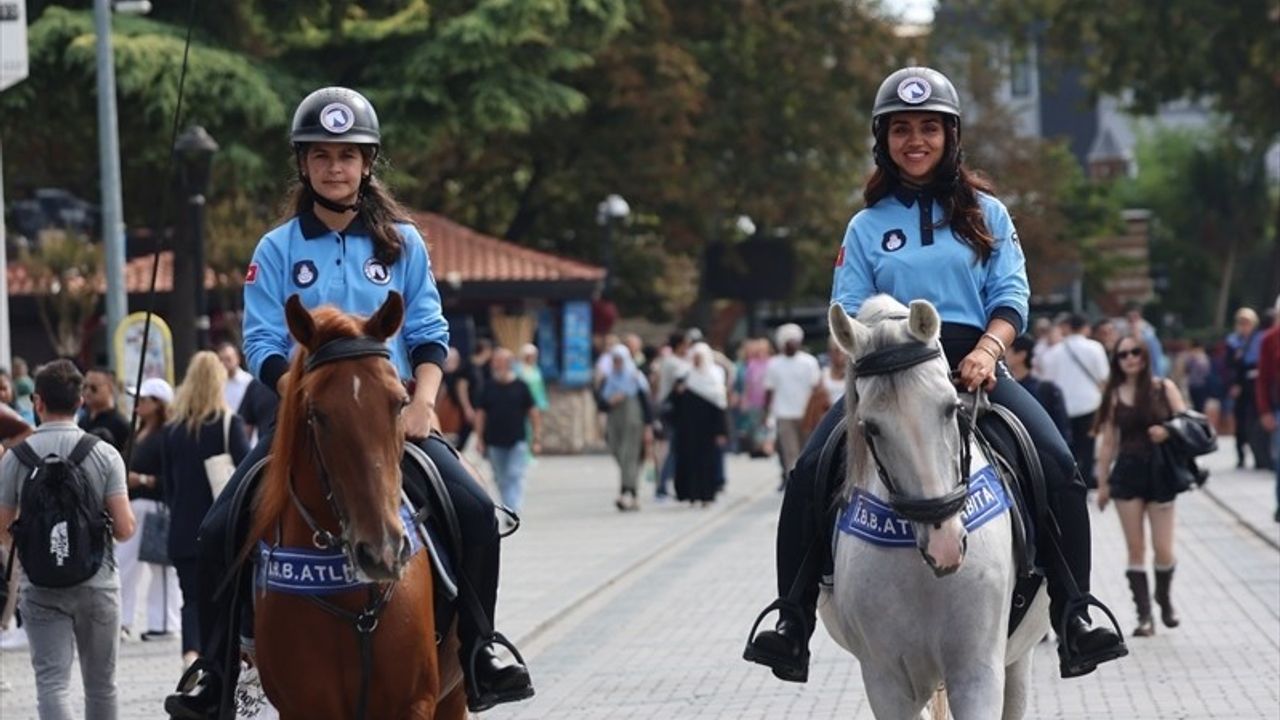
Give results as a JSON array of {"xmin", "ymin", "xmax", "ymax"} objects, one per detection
[{"xmin": 3, "ymin": 444, "xmax": 1278, "ymax": 719}]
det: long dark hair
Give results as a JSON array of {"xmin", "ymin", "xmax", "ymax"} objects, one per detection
[
  {"xmin": 282, "ymin": 146, "xmax": 414, "ymax": 265},
  {"xmin": 1092, "ymin": 338, "xmax": 1161, "ymax": 433},
  {"xmin": 863, "ymin": 117, "xmax": 997, "ymax": 263}
]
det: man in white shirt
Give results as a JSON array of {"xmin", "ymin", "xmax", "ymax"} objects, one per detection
[
  {"xmin": 765, "ymin": 324, "xmax": 820, "ymax": 489},
  {"xmin": 217, "ymin": 342, "xmax": 253, "ymax": 412},
  {"xmin": 1039, "ymin": 314, "xmax": 1110, "ymax": 488}
]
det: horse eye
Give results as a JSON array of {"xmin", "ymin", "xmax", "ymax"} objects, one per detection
[
  {"xmin": 863, "ymin": 421, "xmax": 881, "ymax": 437},
  {"xmin": 945, "ymin": 403, "xmax": 958, "ymax": 419}
]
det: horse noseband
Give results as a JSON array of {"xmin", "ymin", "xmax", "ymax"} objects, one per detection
[{"xmin": 855, "ymin": 340, "xmax": 973, "ymax": 527}]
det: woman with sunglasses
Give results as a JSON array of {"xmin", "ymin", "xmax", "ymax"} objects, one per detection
[{"xmin": 1094, "ymin": 337, "xmax": 1188, "ymax": 637}]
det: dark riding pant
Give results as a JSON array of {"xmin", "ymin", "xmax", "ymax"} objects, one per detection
[
  {"xmin": 193, "ymin": 430, "xmax": 501, "ymax": 688},
  {"xmin": 774, "ymin": 333, "xmax": 1094, "ymax": 633}
]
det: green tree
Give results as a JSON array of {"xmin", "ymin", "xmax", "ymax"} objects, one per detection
[
  {"xmin": 21, "ymin": 231, "xmax": 104, "ymax": 358},
  {"xmin": 990, "ymin": 0, "xmax": 1280, "ymax": 298},
  {"xmin": 1120, "ymin": 128, "xmax": 1270, "ymax": 329}
]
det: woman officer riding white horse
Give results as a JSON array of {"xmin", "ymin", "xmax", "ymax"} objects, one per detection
[{"xmin": 743, "ymin": 66, "xmax": 1127, "ymax": 689}]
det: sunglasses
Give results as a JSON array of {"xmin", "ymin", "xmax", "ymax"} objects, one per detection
[{"xmin": 1115, "ymin": 348, "xmax": 1144, "ymax": 360}]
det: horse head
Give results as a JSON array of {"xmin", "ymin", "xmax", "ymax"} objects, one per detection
[
  {"xmin": 271, "ymin": 291, "xmax": 412, "ymax": 582},
  {"xmin": 828, "ymin": 295, "xmax": 970, "ymax": 576}
]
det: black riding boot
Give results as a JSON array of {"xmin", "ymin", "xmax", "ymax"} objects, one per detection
[
  {"xmin": 1154, "ymin": 565, "xmax": 1180, "ymax": 628},
  {"xmin": 744, "ymin": 403, "xmax": 844, "ymax": 683},
  {"xmin": 1126, "ymin": 570, "xmax": 1155, "ymax": 637},
  {"xmin": 459, "ymin": 548, "xmax": 534, "ymax": 713},
  {"xmin": 1048, "ymin": 480, "xmax": 1128, "ymax": 678}
]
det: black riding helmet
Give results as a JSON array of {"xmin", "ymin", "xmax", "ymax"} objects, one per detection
[
  {"xmin": 290, "ymin": 87, "xmax": 380, "ymax": 212},
  {"xmin": 870, "ymin": 67, "xmax": 963, "ymax": 183}
]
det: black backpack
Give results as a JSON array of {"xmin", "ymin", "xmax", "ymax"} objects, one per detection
[{"xmin": 4, "ymin": 435, "xmax": 111, "ymax": 588}]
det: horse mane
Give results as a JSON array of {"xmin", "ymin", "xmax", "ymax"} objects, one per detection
[
  {"xmin": 244, "ymin": 306, "xmax": 367, "ymax": 555},
  {"xmin": 835, "ymin": 295, "xmax": 941, "ymax": 504}
]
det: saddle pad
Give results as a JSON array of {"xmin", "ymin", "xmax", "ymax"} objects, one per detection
[
  {"xmin": 836, "ymin": 464, "xmax": 1011, "ymax": 547},
  {"xmin": 256, "ymin": 503, "xmax": 425, "ymax": 595}
]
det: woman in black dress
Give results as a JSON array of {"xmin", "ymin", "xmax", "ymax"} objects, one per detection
[{"xmin": 669, "ymin": 343, "xmax": 728, "ymax": 505}]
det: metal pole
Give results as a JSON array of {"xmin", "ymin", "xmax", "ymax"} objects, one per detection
[
  {"xmin": 192, "ymin": 191, "xmax": 208, "ymax": 349},
  {"xmin": 95, "ymin": 0, "xmax": 127, "ymax": 370},
  {"xmin": 602, "ymin": 219, "xmax": 614, "ymax": 298},
  {"xmin": 0, "ymin": 140, "xmax": 11, "ymax": 371}
]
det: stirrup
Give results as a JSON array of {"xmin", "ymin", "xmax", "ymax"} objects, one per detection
[
  {"xmin": 465, "ymin": 632, "xmax": 534, "ymax": 711},
  {"xmin": 1056, "ymin": 593, "xmax": 1129, "ymax": 678},
  {"xmin": 742, "ymin": 598, "xmax": 811, "ymax": 682},
  {"xmin": 496, "ymin": 505, "xmax": 521, "ymax": 539}
]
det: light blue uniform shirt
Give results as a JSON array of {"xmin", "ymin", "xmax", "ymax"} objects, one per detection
[
  {"xmin": 243, "ymin": 210, "xmax": 450, "ymax": 385},
  {"xmin": 831, "ymin": 189, "xmax": 1029, "ymax": 333}
]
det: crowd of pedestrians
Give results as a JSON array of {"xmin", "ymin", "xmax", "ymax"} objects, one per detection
[{"xmin": 0, "ymin": 340, "xmax": 272, "ymax": 715}]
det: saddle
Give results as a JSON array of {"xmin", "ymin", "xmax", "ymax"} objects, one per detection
[{"xmin": 816, "ymin": 400, "xmax": 1047, "ymax": 636}]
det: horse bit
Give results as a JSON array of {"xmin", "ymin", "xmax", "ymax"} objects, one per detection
[{"xmin": 852, "ymin": 340, "xmax": 978, "ymax": 528}]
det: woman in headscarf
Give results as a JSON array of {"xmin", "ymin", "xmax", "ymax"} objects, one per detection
[
  {"xmin": 669, "ymin": 343, "xmax": 728, "ymax": 506},
  {"xmin": 600, "ymin": 344, "xmax": 650, "ymax": 511}
]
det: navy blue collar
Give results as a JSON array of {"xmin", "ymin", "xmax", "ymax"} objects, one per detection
[
  {"xmin": 299, "ymin": 208, "xmax": 370, "ymax": 240},
  {"xmin": 892, "ymin": 184, "xmax": 932, "ymax": 208}
]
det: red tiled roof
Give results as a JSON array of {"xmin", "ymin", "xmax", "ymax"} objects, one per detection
[
  {"xmin": 6, "ymin": 213, "xmax": 603, "ymax": 296},
  {"xmin": 6, "ymin": 252, "xmax": 223, "ymax": 296},
  {"xmin": 414, "ymin": 212, "xmax": 605, "ymax": 284}
]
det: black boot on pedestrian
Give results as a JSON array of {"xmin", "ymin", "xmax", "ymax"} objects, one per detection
[
  {"xmin": 1057, "ymin": 612, "xmax": 1128, "ymax": 678},
  {"xmin": 1154, "ymin": 565, "xmax": 1180, "ymax": 628},
  {"xmin": 744, "ymin": 600, "xmax": 812, "ymax": 683},
  {"xmin": 163, "ymin": 661, "xmax": 221, "ymax": 720},
  {"xmin": 465, "ymin": 635, "xmax": 534, "ymax": 713},
  {"xmin": 1126, "ymin": 569, "xmax": 1155, "ymax": 637}
]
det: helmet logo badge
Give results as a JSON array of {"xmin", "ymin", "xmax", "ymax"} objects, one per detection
[
  {"xmin": 897, "ymin": 78, "xmax": 932, "ymax": 105},
  {"xmin": 320, "ymin": 102, "xmax": 356, "ymax": 133}
]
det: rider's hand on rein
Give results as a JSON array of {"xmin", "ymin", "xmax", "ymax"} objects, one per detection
[
  {"xmin": 956, "ymin": 348, "xmax": 998, "ymax": 393},
  {"xmin": 402, "ymin": 397, "xmax": 440, "ymax": 440}
]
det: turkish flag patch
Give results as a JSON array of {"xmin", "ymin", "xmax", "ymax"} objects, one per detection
[
  {"xmin": 834, "ymin": 246, "xmax": 845, "ymax": 267},
  {"xmin": 245, "ymin": 263, "xmax": 259, "ymax": 284}
]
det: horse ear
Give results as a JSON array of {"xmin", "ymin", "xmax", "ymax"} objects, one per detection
[
  {"xmin": 907, "ymin": 299, "xmax": 941, "ymax": 343},
  {"xmin": 364, "ymin": 291, "xmax": 405, "ymax": 341},
  {"xmin": 285, "ymin": 294, "xmax": 316, "ymax": 349},
  {"xmin": 828, "ymin": 304, "xmax": 870, "ymax": 358}
]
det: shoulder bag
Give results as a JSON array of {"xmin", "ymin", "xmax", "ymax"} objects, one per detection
[{"xmin": 204, "ymin": 412, "xmax": 236, "ymax": 501}]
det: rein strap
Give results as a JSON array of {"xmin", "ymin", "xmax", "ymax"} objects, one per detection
[{"xmin": 304, "ymin": 336, "xmax": 391, "ymax": 373}]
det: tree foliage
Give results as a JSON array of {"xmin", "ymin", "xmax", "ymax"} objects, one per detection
[{"xmin": 20, "ymin": 230, "xmax": 103, "ymax": 357}]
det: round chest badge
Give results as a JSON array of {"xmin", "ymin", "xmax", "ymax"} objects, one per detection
[
  {"xmin": 364, "ymin": 257, "xmax": 391, "ymax": 285},
  {"xmin": 881, "ymin": 229, "xmax": 907, "ymax": 253},
  {"xmin": 897, "ymin": 77, "xmax": 932, "ymax": 105},
  {"xmin": 320, "ymin": 102, "xmax": 355, "ymax": 134},
  {"xmin": 293, "ymin": 260, "xmax": 318, "ymax": 288}
]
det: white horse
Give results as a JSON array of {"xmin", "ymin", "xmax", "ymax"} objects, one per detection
[{"xmin": 818, "ymin": 296, "xmax": 1050, "ymax": 720}]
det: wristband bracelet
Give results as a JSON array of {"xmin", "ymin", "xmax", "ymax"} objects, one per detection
[
  {"xmin": 976, "ymin": 344, "xmax": 1001, "ymax": 362},
  {"xmin": 981, "ymin": 332, "xmax": 1007, "ymax": 355}
]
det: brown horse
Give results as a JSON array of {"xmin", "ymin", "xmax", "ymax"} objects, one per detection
[{"xmin": 247, "ymin": 292, "xmax": 464, "ymax": 720}]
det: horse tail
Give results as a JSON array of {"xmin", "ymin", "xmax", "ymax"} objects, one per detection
[{"xmin": 928, "ymin": 684, "xmax": 949, "ymax": 720}]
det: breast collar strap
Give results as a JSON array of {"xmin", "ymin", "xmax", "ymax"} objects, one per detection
[{"xmin": 304, "ymin": 336, "xmax": 391, "ymax": 373}]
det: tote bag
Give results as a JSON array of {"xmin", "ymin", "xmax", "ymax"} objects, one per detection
[
  {"xmin": 204, "ymin": 412, "xmax": 236, "ymax": 501},
  {"xmin": 138, "ymin": 504, "xmax": 171, "ymax": 566}
]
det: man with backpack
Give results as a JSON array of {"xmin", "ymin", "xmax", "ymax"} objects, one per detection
[{"xmin": 0, "ymin": 360, "xmax": 135, "ymax": 719}]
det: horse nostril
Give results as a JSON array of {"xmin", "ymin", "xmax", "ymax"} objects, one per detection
[
  {"xmin": 397, "ymin": 535, "xmax": 412, "ymax": 565},
  {"xmin": 355, "ymin": 541, "xmax": 380, "ymax": 570}
]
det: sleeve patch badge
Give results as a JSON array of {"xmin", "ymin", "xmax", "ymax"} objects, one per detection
[
  {"xmin": 245, "ymin": 263, "xmax": 258, "ymax": 285},
  {"xmin": 835, "ymin": 246, "xmax": 846, "ymax": 267}
]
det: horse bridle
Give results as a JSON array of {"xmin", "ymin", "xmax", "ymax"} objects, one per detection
[
  {"xmin": 852, "ymin": 340, "xmax": 975, "ymax": 528},
  {"xmin": 288, "ymin": 335, "xmax": 395, "ymax": 553},
  {"xmin": 283, "ymin": 335, "xmax": 398, "ymax": 720}
]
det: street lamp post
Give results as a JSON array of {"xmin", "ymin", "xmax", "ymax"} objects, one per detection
[
  {"xmin": 595, "ymin": 194, "xmax": 630, "ymax": 298},
  {"xmin": 174, "ymin": 126, "xmax": 218, "ymax": 368}
]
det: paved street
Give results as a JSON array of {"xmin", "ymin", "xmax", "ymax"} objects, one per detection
[{"xmin": 3, "ymin": 443, "xmax": 1278, "ymax": 718}]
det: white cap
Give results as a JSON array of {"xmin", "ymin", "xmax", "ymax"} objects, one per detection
[
  {"xmin": 129, "ymin": 377, "xmax": 174, "ymax": 405},
  {"xmin": 776, "ymin": 323, "xmax": 804, "ymax": 347}
]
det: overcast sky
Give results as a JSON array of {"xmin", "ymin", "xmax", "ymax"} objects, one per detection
[{"xmin": 882, "ymin": 0, "xmax": 936, "ymax": 24}]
